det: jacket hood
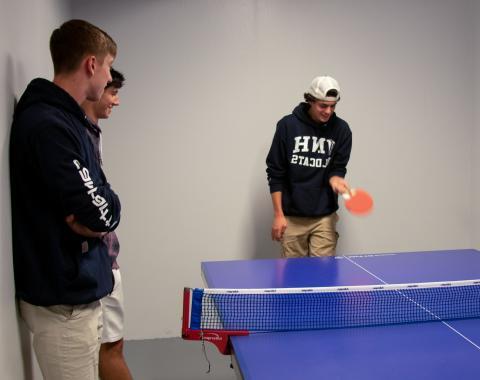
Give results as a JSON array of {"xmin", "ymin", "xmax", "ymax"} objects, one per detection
[
  {"xmin": 292, "ymin": 102, "xmax": 337, "ymax": 129},
  {"xmin": 14, "ymin": 78, "xmax": 86, "ymax": 122}
]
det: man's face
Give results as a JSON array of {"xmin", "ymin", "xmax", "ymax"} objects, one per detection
[
  {"xmin": 86, "ymin": 53, "xmax": 114, "ymax": 101},
  {"xmin": 308, "ymin": 100, "xmax": 337, "ymax": 124},
  {"xmin": 93, "ymin": 86, "xmax": 120, "ymax": 120}
]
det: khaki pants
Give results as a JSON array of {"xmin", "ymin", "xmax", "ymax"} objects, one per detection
[
  {"xmin": 20, "ymin": 299, "xmax": 103, "ymax": 380},
  {"xmin": 281, "ymin": 213, "xmax": 339, "ymax": 257}
]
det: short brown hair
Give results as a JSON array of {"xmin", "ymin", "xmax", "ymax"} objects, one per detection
[
  {"xmin": 50, "ymin": 19, "xmax": 117, "ymax": 74},
  {"xmin": 304, "ymin": 93, "xmax": 317, "ymax": 102}
]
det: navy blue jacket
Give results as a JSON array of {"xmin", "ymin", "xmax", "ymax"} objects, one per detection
[
  {"xmin": 266, "ymin": 103, "xmax": 352, "ymax": 217},
  {"xmin": 10, "ymin": 78, "xmax": 121, "ymax": 306}
]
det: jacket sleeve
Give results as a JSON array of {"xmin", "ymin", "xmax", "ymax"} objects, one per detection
[
  {"xmin": 266, "ymin": 122, "xmax": 288, "ymax": 193},
  {"xmin": 328, "ymin": 125, "xmax": 352, "ymax": 179},
  {"xmin": 32, "ymin": 122, "xmax": 121, "ymax": 232}
]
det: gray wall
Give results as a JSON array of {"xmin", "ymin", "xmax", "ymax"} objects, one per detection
[
  {"xmin": 69, "ymin": 0, "xmax": 477, "ymax": 339},
  {"xmin": 0, "ymin": 0, "xmax": 69, "ymax": 377},
  {"xmin": 475, "ymin": 0, "xmax": 480, "ymax": 249}
]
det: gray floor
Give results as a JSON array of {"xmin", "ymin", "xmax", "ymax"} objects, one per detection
[{"xmin": 124, "ymin": 338, "xmax": 238, "ymax": 380}]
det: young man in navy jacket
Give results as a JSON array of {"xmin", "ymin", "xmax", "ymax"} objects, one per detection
[
  {"xmin": 266, "ymin": 76, "xmax": 352, "ymax": 257},
  {"xmin": 82, "ymin": 68, "xmax": 133, "ymax": 380},
  {"xmin": 10, "ymin": 19, "xmax": 120, "ymax": 379}
]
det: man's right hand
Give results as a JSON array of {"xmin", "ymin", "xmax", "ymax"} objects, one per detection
[
  {"xmin": 271, "ymin": 215, "xmax": 288, "ymax": 241},
  {"xmin": 65, "ymin": 214, "xmax": 106, "ymax": 238}
]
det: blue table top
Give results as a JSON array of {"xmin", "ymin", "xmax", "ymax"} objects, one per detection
[{"xmin": 201, "ymin": 249, "xmax": 480, "ymax": 380}]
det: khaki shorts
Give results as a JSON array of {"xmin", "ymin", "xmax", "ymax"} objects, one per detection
[
  {"xmin": 20, "ymin": 299, "xmax": 102, "ymax": 380},
  {"xmin": 281, "ymin": 213, "xmax": 339, "ymax": 258}
]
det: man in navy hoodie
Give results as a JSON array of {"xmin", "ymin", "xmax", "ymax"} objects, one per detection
[
  {"xmin": 82, "ymin": 68, "xmax": 133, "ymax": 380},
  {"xmin": 266, "ymin": 76, "xmax": 352, "ymax": 257},
  {"xmin": 10, "ymin": 20, "xmax": 121, "ymax": 379}
]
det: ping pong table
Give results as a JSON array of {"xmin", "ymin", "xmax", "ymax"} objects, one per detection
[{"xmin": 200, "ymin": 249, "xmax": 480, "ymax": 379}]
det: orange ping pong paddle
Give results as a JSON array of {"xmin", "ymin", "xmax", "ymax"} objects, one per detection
[{"xmin": 342, "ymin": 188, "xmax": 373, "ymax": 215}]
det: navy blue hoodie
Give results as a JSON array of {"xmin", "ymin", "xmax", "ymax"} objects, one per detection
[
  {"xmin": 266, "ymin": 103, "xmax": 352, "ymax": 217},
  {"xmin": 10, "ymin": 78, "xmax": 121, "ymax": 306}
]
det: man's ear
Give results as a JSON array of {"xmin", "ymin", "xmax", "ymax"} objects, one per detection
[{"xmin": 84, "ymin": 55, "xmax": 97, "ymax": 77}]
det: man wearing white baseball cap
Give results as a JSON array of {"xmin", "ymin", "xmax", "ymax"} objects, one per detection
[{"xmin": 266, "ymin": 75, "xmax": 352, "ymax": 257}]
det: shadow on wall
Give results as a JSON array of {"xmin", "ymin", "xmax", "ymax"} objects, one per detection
[
  {"xmin": 17, "ymin": 307, "xmax": 35, "ymax": 380},
  {"xmin": 250, "ymin": 150, "xmax": 281, "ymax": 260},
  {"xmin": 4, "ymin": 54, "xmax": 36, "ymax": 380}
]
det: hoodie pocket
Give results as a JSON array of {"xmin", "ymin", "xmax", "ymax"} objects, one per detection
[{"xmin": 290, "ymin": 186, "xmax": 323, "ymax": 215}]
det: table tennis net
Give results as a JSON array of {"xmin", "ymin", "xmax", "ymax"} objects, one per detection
[{"xmin": 186, "ymin": 280, "xmax": 480, "ymax": 331}]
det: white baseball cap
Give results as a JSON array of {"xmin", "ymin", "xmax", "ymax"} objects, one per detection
[{"xmin": 307, "ymin": 76, "xmax": 341, "ymax": 101}]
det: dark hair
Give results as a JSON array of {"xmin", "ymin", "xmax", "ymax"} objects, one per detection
[
  {"xmin": 303, "ymin": 89, "xmax": 339, "ymax": 102},
  {"xmin": 50, "ymin": 19, "xmax": 117, "ymax": 74},
  {"xmin": 106, "ymin": 68, "xmax": 125, "ymax": 89},
  {"xmin": 304, "ymin": 93, "xmax": 317, "ymax": 102}
]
